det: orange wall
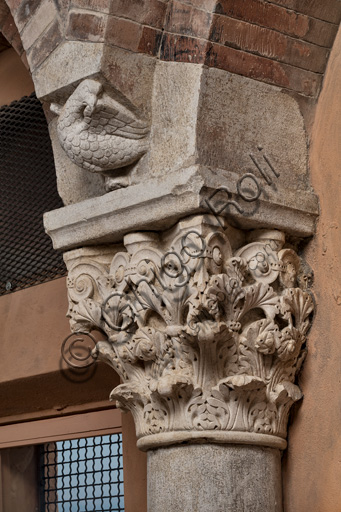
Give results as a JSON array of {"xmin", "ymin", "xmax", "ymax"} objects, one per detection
[
  {"xmin": 0, "ymin": 47, "xmax": 34, "ymax": 106},
  {"xmin": 0, "ymin": 278, "xmax": 146, "ymax": 512},
  {"xmin": 0, "ymin": 278, "xmax": 120, "ymax": 420},
  {"xmin": 283, "ymin": 27, "xmax": 341, "ymax": 512}
]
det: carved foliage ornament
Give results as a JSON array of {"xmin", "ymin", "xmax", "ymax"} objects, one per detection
[{"xmin": 64, "ymin": 216, "xmax": 314, "ymax": 450}]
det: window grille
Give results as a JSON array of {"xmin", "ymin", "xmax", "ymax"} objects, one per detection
[
  {"xmin": 0, "ymin": 93, "xmax": 66, "ymax": 296},
  {"xmin": 39, "ymin": 433, "xmax": 124, "ymax": 512}
]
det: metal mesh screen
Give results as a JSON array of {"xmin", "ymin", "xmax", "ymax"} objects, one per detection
[
  {"xmin": 0, "ymin": 93, "xmax": 66, "ymax": 296},
  {"xmin": 39, "ymin": 433, "xmax": 124, "ymax": 512}
]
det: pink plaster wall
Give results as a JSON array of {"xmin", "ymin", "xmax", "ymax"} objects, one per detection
[
  {"xmin": 0, "ymin": 47, "xmax": 33, "ymax": 105},
  {"xmin": 0, "ymin": 278, "xmax": 119, "ymax": 419},
  {"xmin": 283, "ymin": 26, "xmax": 341, "ymax": 512}
]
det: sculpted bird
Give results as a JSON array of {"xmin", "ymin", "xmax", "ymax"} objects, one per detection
[{"xmin": 51, "ymin": 79, "xmax": 149, "ymax": 190}]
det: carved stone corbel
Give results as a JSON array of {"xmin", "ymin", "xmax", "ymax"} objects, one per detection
[{"xmin": 64, "ymin": 215, "xmax": 314, "ymax": 451}]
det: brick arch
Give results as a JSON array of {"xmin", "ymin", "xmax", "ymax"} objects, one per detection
[
  {"xmin": 0, "ymin": 0, "xmax": 28, "ymax": 68},
  {"xmin": 0, "ymin": 0, "xmax": 340, "ymax": 100}
]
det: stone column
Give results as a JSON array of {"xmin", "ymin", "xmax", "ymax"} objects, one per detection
[{"xmin": 58, "ymin": 215, "xmax": 314, "ymax": 512}]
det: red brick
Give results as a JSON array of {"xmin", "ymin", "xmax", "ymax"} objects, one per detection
[
  {"xmin": 27, "ymin": 19, "xmax": 62, "ymax": 71},
  {"xmin": 165, "ymin": 1, "xmax": 212, "ymax": 39},
  {"xmin": 265, "ymin": 0, "xmax": 341, "ymax": 24},
  {"xmin": 186, "ymin": 0, "xmax": 219, "ymax": 11},
  {"xmin": 110, "ymin": 0, "xmax": 167, "ymax": 30},
  {"xmin": 1, "ymin": 11, "xmax": 24, "ymax": 55},
  {"xmin": 160, "ymin": 32, "xmax": 208, "ymax": 63},
  {"xmin": 106, "ymin": 16, "xmax": 143, "ymax": 52},
  {"xmin": 6, "ymin": 0, "xmax": 24, "ymax": 13},
  {"xmin": 12, "ymin": 0, "xmax": 41, "ymax": 32},
  {"xmin": 138, "ymin": 26, "xmax": 162, "ymax": 56},
  {"xmin": 205, "ymin": 41, "xmax": 322, "ymax": 96},
  {"xmin": 210, "ymin": 14, "xmax": 329, "ymax": 73},
  {"xmin": 0, "ymin": 2, "xmax": 10, "ymax": 24},
  {"xmin": 215, "ymin": 0, "xmax": 338, "ymax": 48},
  {"xmin": 71, "ymin": 0, "xmax": 110, "ymax": 13},
  {"xmin": 66, "ymin": 11, "xmax": 107, "ymax": 42}
]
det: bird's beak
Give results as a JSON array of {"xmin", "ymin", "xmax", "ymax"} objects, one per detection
[{"xmin": 50, "ymin": 102, "xmax": 62, "ymax": 115}]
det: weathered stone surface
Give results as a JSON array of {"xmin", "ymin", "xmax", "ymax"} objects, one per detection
[
  {"xmin": 26, "ymin": 18, "xmax": 62, "ymax": 70},
  {"xmin": 63, "ymin": 216, "xmax": 314, "ymax": 450},
  {"xmin": 71, "ymin": 0, "xmax": 111, "ymax": 14},
  {"xmin": 148, "ymin": 444, "xmax": 282, "ymax": 512},
  {"xmin": 66, "ymin": 10, "xmax": 107, "ymax": 42},
  {"xmin": 33, "ymin": 40, "xmax": 104, "ymax": 98},
  {"xmin": 197, "ymin": 67, "xmax": 310, "ymax": 191},
  {"xmin": 20, "ymin": 0, "xmax": 58, "ymax": 50},
  {"xmin": 44, "ymin": 165, "xmax": 318, "ymax": 250},
  {"xmin": 49, "ymin": 118, "xmax": 106, "ymax": 205},
  {"xmin": 148, "ymin": 62, "xmax": 202, "ymax": 176}
]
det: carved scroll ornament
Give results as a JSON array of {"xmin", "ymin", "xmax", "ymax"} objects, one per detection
[{"xmin": 64, "ymin": 215, "xmax": 314, "ymax": 450}]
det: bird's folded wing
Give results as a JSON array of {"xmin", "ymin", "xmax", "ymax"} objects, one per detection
[{"xmin": 90, "ymin": 95, "xmax": 149, "ymax": 140}]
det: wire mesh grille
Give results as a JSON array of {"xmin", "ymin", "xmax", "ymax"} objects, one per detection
[
  {"xmin": 39, "ymin": 433, "xmax": 124, "ymax": 512},
  {"xmin": 0, "ymin": 93, "xmax": 66, "ymax": 296}
]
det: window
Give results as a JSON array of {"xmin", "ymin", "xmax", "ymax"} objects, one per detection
[{"xmin": 39, "ymin": 434, "xmax": 124, "ymax": 512}]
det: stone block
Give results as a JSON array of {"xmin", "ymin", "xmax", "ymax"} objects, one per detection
[
  {"xmin": 160, "ymin": 33, "xmax": 208, "ymax": 63},
  {"xmin": 66, "ymin": 10, "xmax": 107, "ymax": 42},
  {"xmin": 165, "ymin": 1, "xmax": 213, "ymax": 39},
  {"xmin": 11, "ymin": 0, "xmax": 41, "ymax": 32},
  {"xmin": 109, "ymin": 0, "xmax": 168, "ymax": 30},
  {"xmin": 71, "ymin": 0, "xmax": 111, "ymax": 13},
  {"xmin": 33, "ymin": 40, "xmax": 104, "ymax": 98},
  {"xmin": 43, "ymin": 165, "xmax": 318, "ymax": 251},
  {"xmin": 26, "ymin": 18, "xmax": 63, "ymax": 71},
  {"xmin": 101, "ymin": 44, "xmax": 156, "ymax": 115},
  {"xmin": 196, "ymin": 67, "xmax": 310, "ymax": 190},
  {"xmin": 20, "ymin": 0, "xmax": 58, "ymax": 50},
  {"xmin": 148, "ymin": 61, "xmax": 202, "ymax": 175}
]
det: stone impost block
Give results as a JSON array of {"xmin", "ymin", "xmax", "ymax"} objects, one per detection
[{"xmin": 44, "ymin": 165, "xmax": 318, "ymax": 251}]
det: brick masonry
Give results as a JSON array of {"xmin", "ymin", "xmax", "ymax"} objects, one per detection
[{"xmin": 1, "ymin": 0, "xmax": 341, "ymax": 98}]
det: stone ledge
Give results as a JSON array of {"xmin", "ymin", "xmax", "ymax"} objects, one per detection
[
  {"xmin": 137, "ymin": 431, "xmax": 287, "ymax": 451},
  {"xmin": 44, "ymin": 165, "xmax": 319, "ymax": 251}
]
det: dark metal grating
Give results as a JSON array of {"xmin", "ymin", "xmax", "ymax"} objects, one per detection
[
  {"xmin": 0, "ymin": 93, "xmax": 66, "ymax": 296},
  {"xmin": 39, "ymin": 433, "xmax": 125, "ymax": 512}
]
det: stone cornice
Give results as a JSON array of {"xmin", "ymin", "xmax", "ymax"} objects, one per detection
[
  {"xmin": 44, "ymin": 165, "xmax": 318, "ymax": 251},
  {"xmin": 64, "ymin": 215, "xmax": 314, "ymax": 450}
]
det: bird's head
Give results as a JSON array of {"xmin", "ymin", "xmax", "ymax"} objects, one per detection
[{"xmin": 50, "ymin": 79, "xmax": 103, "ymax": 124}]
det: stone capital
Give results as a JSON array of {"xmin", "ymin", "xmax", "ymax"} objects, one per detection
[{"xmin": 64, "ymin": 215, "xmax": 314, "ymax": 451}]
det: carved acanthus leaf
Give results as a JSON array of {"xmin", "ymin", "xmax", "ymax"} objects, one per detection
[{"xmin": 64, "ymin": 217, "xmax": 314, "ymax": 446}]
